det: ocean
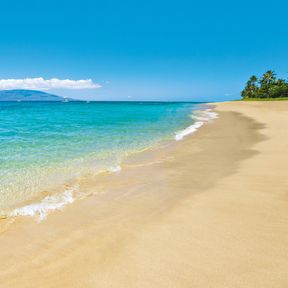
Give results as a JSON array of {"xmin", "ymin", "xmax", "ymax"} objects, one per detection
[{"xmin": 0, "ymin": 101, "xmax": 216, "ymax": 219}]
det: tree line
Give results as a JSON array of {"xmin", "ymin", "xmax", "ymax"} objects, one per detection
[{"xmin": 241, "ymin": 70, "xmax": 288, "ymax": 99}]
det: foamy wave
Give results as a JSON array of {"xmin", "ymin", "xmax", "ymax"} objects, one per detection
[
  {"xmin": 9, "ymin": 187, "xmax": 77, "ymax": 222},
  {"xmin": 108, "ymin": 165, "xmax": 122, "ymax": 173},
  {"xmin": 7, "ymin": 163, "xmax": 123, "ymax": 221},
  {"xmin": 175, "ymin": 108, "xmax": 218, "ymax": 141},
  {"xmin": 175, "ymin": 121, "xmax": 204, "ymax": 141}
]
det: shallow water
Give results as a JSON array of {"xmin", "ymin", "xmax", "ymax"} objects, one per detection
[{"xmin": 0, "ymin": 101, "xmax": 213, "ymax": 216}]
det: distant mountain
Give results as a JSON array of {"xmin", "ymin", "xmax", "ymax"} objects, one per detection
[{"xmin": 0, "ymin": 90, "xmax": 79, "ymax": 102}]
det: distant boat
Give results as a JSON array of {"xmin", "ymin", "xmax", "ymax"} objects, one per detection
[
  {"xmin": 62, "ymin": 98, "xmax": 69, "ymax": 103},
  {"xmin": 17, "ymin": 100, "xmax": 21, "ymax": 102}
]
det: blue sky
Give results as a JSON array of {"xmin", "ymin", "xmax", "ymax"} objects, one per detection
[{"xmin": 0, "ymin": 0, "xmax": 287, "ymax": 101}]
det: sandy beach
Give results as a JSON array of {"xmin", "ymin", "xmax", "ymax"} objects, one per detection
[{"xmin": 0, "ymin": 101, "xmax": 288, "ymax": 287}]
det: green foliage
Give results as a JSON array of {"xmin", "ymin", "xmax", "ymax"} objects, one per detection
[
  {"xmin": 241, "ymin": 71, "xmax": 288, "ymax": 99},
  {"xmin": 241, "ymin": 97, "xmax": 288, "ymax": 101}
]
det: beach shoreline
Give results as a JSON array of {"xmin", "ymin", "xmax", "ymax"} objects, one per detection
[
  {"xmin": 0, "ymin": 101, "xmax": 288, "ymax": 287},
  {"xmin": 0, "ymin": 103, "xmax": 216, "ymax": 221}
]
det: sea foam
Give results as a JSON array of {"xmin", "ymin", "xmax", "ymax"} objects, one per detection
[
  {"xmin": 7, "ymin": 164, "xmax": 124, "ymax": 221},
  {"xmin": 9, "ymin": 187, "xmax": 77, "ymax": 222},
  {"xmin": 175, "ymin": 108, "xmax": 218, "ymax": 141}
]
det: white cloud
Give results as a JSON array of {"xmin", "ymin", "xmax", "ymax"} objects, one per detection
[{"xmin": 0, "ymin": 77, "xmax": 101, "ymax": 90}]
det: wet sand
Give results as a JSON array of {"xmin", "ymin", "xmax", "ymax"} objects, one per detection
[{"xmin": 0, "ymin": 101, "xmax": 288, "ymax": 287}]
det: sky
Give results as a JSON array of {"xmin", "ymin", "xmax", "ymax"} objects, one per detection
[{"xmin": 0, "ymin": 0, "xmax": 287, "ymax": 101}]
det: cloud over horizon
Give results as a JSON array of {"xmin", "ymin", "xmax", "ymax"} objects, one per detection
[{"xmin": 0, "ymin": 78, "xmax": 101, "ymax": 90}]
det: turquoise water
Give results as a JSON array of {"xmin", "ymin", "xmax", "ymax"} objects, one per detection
[{"xmin": 0, "ymin": 101, "xmax": 207, "ymax": 216}]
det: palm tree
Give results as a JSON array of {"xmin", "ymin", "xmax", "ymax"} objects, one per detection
[
  {"xmin": 276, "ymin": 79, "xmax": 286, "ymax": 86},
  {"xmin": 241, "ymin": 75, "xmax": 258, "ymax": 99},
  {"xmin": 263, "ymin": 70, "xmax": 276, "ymax": 84},
  {"xmin": 249, "ymin": 75, "xmax": 258, "ymax": 84},
  {"xmin": 260, "ymin": 70, "xmax": 276, "ymax": 98},
  {"xmin": 241, "ymin": 70, "xmax": 288, "ymax": 99},
  {"xmin": 271, "ymin": 78, "xmax": 288, "ymax": 98}
]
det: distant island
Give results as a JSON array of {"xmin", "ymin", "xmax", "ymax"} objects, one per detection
[
  {"xmin": 241, "ymin": 70, "xmax": 288, "ymax": 100},
  {"xmin": 0, "ymin": 90, "xmax": 79, "ymax": 102}
]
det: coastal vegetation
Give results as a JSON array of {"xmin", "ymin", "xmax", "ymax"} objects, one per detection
[{"xmin": 241, "ymin": 70, "xmax": 288, "ymax": 100}]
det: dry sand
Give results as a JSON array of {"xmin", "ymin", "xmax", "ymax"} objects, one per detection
[{"xmin": 0, "ymin": 101, "xmax": 288, "ymax": 287}]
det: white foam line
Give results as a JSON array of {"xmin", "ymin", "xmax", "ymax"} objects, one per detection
[
  {"xmin": 108, "ymin": 164, "xmax": 122, "ymax": 173},
  {"xmin": 9, "ymin": 187, "xmax": 77, "ymax": 222},
  {"xmin": 7, "ymin": 163, "xmax": 124, "ymax": 222},
  {"xmin": 175, "ymin": 108, "xmax": 218, "ymax": 141}
]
